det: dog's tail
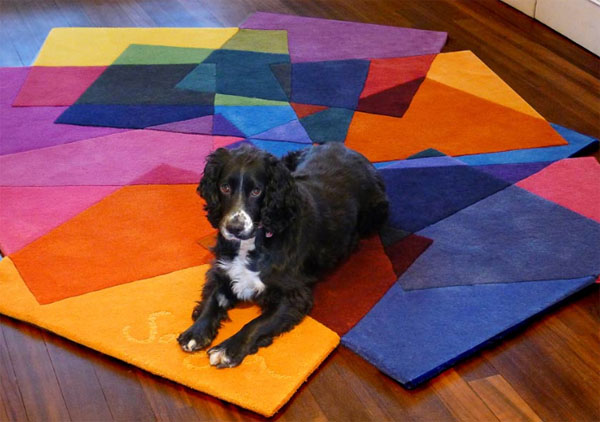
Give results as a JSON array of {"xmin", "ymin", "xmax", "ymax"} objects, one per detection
[{"xmin": 281, "ymin": 149, "xmax": 308, "ymax": 172}]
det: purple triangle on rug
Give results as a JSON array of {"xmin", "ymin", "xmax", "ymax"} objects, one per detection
[
  {"xmin": 148, "ymin": 115, "xmax": 213, "ymax": 135},
  {"xmin": 252, "ymin": 119, "xmax": 312, "ymax": 144},
  {"xmin": 475, "ymin": 161, "xmax": 552, "ymax": 184},
  {"xmin": 212, "ymin": 114, "xmax": 246, "ymax": 137}
]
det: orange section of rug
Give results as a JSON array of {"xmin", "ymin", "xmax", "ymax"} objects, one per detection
[
  {"xmin": 10, "ymin": 184, "xmax": 216, "ymax": 304},
  {"xmin": 426, "ymin": 51, "xmax": 543, "ymax": 118},
  {"xmin": 0, "ymin": 258, "xmax": 339, "ymax": 416},
  {"xmin": 345, "ymin": 78, "xmax": 567, "ymax": 162}
]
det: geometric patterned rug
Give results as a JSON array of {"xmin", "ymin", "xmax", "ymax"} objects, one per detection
[{"xmin": 1, "ymin": 12, "xmax": 598, "ymax": 416}]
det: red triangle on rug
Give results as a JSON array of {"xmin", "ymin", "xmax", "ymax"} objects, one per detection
[
  {"xmin": 290, "ymin": 102, "xmax": 328, "ymax": 119},
  {"xmin": 360, "ymin": 54, "xmax": 436, "ymax": 98},
  {"xmin": 356, "ymin": 77, "xmax": 425, "ymax": 118}
]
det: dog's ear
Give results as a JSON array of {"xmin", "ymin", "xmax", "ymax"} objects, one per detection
[
  {"xmin": 199, "ymin": 148, "xmax": 230, "ymax": 228},
  {"xmin": 261, "ymin": 153, "xmax": 300, "ymax": 235}
]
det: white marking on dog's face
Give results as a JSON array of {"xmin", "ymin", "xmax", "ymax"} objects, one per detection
[
  {"xmin": 218, "ymin": 167, "xmax": 264, "ymax": 240},
  {"xmin": 220, "ymin": 208, "xmax": 254, "ymax": 240},
  {"xmin": 217, "ymin": 238, "xmax": 265, "ymax": 301},
  {"xmin": 208, "ymin": 347, "xmax": 231, "ymax": 367}
]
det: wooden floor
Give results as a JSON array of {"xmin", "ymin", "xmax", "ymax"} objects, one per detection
[{"xmin": 1, "ymin": 0, "xmax": 599, "ymax": 421}]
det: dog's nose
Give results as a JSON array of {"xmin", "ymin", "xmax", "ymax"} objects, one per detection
[{"xmin": 225, "ymin": 216, "xmax": 246, "ymax": 237}]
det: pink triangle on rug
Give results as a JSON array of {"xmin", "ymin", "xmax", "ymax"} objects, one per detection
[
  {"xmin": 129, "ymin": 164, "xmax": 204, "ymax": 185},
  {"xmin": 213, "ymin": 136, "xmax": 246, "ymax": 149},
  {"xmin": 148, "ymin": 115, "xmax": 213, "ymax": 135},
  {"xmin": 253, "ymin": 119, "xmax": 312, "ymax": 144},
  {"xmin": 0, "ymin": 130, "xmax": 214, "ymax": 186},
  {"xmin": 12, "ymin": 66, "xmax": 108, "ymax": 106},
  {"xmin": 517, "ymin": 157, "xmax": 600, "ymax": 223},
  {"xmin": 0, "ymin": 185, "xmax": 119, "ymax": 255}
]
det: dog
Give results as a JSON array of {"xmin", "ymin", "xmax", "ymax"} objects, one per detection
[{"xmin": 177, "ymin": 143, "xmax": 389, "ymax": 368}]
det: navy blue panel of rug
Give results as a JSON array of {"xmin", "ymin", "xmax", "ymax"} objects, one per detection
[
  {"xmin": 56, "ymin": 104, "xmax": 214, "ymax": 129},
  {"xmin": 399, "ymin": 185, "xmax": 600, "ymax": 290},
  {"xmin": 475, "ymin": 161, "xmax": 552, "ymax": 184},
  {"xmin": 342, "ymin": 276, "xmax": 596, "ymax": 388},
  {"xmin": 379, "ymin": 162, "xmax": 510, "ymax": 233},
  {"xmin": 291, "ymin": 60, "xmax": 370, "ymax": 109}
]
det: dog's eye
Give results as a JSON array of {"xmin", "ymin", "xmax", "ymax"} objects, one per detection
[
  {"xmin": 250, "ymin": 188, "xmax": 262, "ymax": 197},
  {"xmin": 220, "ymin": 184, "xmax": 231, "ymax": 194}
]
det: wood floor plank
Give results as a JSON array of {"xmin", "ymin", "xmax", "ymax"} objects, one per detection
[
  {"xmin": 558, "ymin": 287, "xmax": 599, "ymax": 336},
  {"xmin": 41, "ymin": 331, "xmax": 114, "ymax": 422},
  {"xmin": 92, "ymin": 359, "xmax": 157, "ymax": 422},
  {"xmin": 484, "ymin": 289, "xmax": 600, "ymax": 422},
  {"xmin": 0, "ymin": 318, "xmax": 28, "ymax": 422},
  {"xmin": 335, "ymin": 348, "xmax": 457, "ymax": 422},
  {"xmin": 299, "ymin": 349, "xmax": 387, "ymax": 422},
  {"xmin": 452, "ymin": 18, "xmax": 599, "ymax": 136},
  {"xmin": 185, "ymin": 387, "xmax": 265, "ymax": 422},
  {"xmin": 0, "ymin": 318, "xmax": 71, "ymax": 422},
  {"xmin": 277, "ymin": 386, "xmax": 329, "ymax": 422},
  {"xmin": 430, "ymin": 369, "xmax": 499, "ymax": 422},
  {"xmin": 135, "ymin": 370, "xmax": 208, "ymax": 422},
  {"xmin": 469, "ymin": 375, "xmax": 543, "ymax": 422},
  {"xmin": 476, "ymin": 0, "xmax": 598, "ymax": 76},
  {"xmin": 453, "ymin": 350, "xmax": 499, "ymax": 383},
  {"xmin": 0, "ymin": 34, "xmax": 24, "ymax": 67},
  {"xmin": 0, "ymin": 390, "xmax": 10, "ymax": 422},
  {"xmin": 5, "ymin": 0, "xmax": 68, "ymax": 66}
]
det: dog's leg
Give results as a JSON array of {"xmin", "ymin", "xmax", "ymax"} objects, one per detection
[
  {"xmin": 207, "ymin": 290, "xmax": 312, "ymax": 368},
  {"xmin": 177, "ymin": 268, "xmax": 237, "ymax": 353}
]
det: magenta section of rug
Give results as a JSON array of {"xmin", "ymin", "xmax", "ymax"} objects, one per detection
[
  {"xmin": 12, "ymin": 66, "xmax": 108, "ymax": 106},
  {"xmin": 0, "ymin": 67, "xmax": 125, "ymax": 155},
  {"xmin": 517, "ymin": 157, "xmax": 600, "ymax": 223},
  {"xmin": 0, "ymin": 186, "xmax": 119, "ymax": 254},
  {"xmin": 0, "ymin": 130, "xmax": 226, "ymax": 186}
]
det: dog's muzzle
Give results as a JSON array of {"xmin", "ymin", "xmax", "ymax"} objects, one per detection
[{"xmin": 221, "ymin": 210, "xmax": 254, "ymax": 240}]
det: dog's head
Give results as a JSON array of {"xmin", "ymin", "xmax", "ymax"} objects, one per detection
[{"xmin": 198, "ymin": 145, "xmax": 300, "ymax": 241}]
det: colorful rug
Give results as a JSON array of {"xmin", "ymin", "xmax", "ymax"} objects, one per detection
[{"xmin": 1, "ymin": 13, "xmax": 599, "ymax": 417}]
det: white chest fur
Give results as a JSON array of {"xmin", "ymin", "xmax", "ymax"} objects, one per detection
[{"xmin": 217, "ymin": 238, "xmax": 265, "ymax": 301}]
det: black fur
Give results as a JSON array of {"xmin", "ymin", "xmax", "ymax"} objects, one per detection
[{"xmin": 177, "ymin": 143, "xmax": 388, "ymax": 367}]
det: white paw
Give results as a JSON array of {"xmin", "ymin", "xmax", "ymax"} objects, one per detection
[
  {"xmin": 208, "ymin": 347, "xmax": 231, "ymax": 367},
  {"xmin": 182, "ymin": 339, "xmax": 198, "ymax": 352}
]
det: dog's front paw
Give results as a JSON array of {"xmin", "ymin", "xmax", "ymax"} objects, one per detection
[
  {"xmin": 207, "ymin": 337, "xmax": 251, "ymax": 368},
  {"xmin": 177, "ymin": 323, "xmax": 215, "ymax": 353}
]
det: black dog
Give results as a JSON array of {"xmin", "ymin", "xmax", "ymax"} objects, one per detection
[{"xmin": 177, "ymin": 143, "xmax": 388, "ymax": 368}]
